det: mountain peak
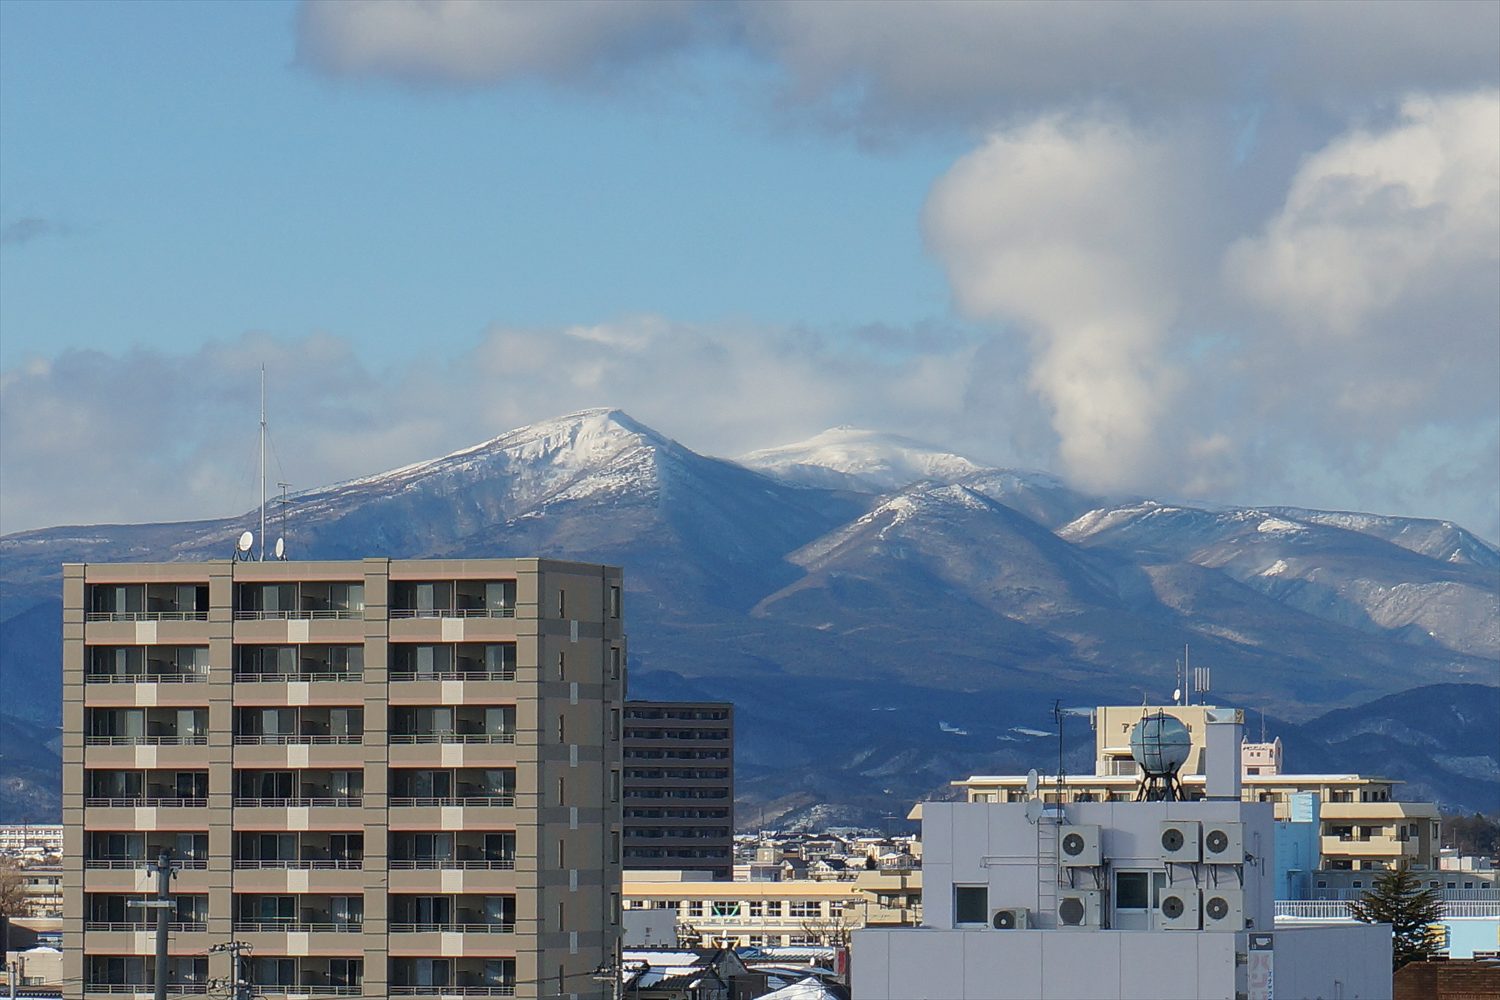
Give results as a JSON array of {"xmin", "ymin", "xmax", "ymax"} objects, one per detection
[{"xmin": 737, "ymin": 426, "xmax": 986, "ymax": 491}]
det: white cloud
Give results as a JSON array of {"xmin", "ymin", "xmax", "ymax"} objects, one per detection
[{"xmin": 923, "ymin": 115, "xmax": 1196, "ymax": 489}]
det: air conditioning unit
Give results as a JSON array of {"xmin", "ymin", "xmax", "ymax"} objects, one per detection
[
  {"xmin": 991, "ymin": 907, "xmax": 1028, "ymax": 930},
  {"xmin": 1158, "ymin": 887, "xmax": 1201, "ymax": 930},
  {"xmin": 1058, "ymin": 824, "xmax": 1101, "ymax": 867},
  {"xmin": 1160, "ymin": 819, "xmax": 1202, "ymax": 863},
  {"xmin": 1056, "ymin": 889, "xmax": 1102, "ymax": 929},
  {"xmin": 1203, "ymin": 821, "xmax": 1244, "ymax": 864},
  {"xmin": 1202, "ymin": 888, "xmax": 1244, "ymax": 931}
]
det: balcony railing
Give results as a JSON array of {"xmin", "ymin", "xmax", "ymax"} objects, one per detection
[
  {"xmin": 86, "ymin": 672, "xmax": 207, "ymax": 684},
  {"xmin": 388, "ymin": 859, "xmax": 517, "ymax": 870},
  {"xmin": 1276, "ymin": 900, "xmax": 1500, "ymax": 920},
  {"xmin": 231, "ymin": 921, "xmax": 363, "ymax": 933},
  {"xmin": 389, "ymin": 734, "xmax": 515, "ymax": 745},
  {"xmin": 234, "ymin": 797, "xmax": 363, "ymax": 808},
  {"xmin": 233, "ymin": 735, "xmax": 362, "ymax": 745},
  {"xmin": 85, "ymin": 921, "xmax": 207, "ymax": 932},
  {"xmin": 85, "ymin": 984, "xmax": 209, "ymax": 995},
  {"xmin": 85, "ymin": 611, "xmax": 207, "ymax": 622},
  {"xmin": 389, "ymin": 989, "xmax": 515, "ymax": 997},
  {"xmin": 389, "ymin": 670, "xmax": 516, "ymax": 683},
  {"xmin": 85, "ymin": 797, "xmax": 207, "ymax": 808},
  {"xmin": 254, "ymin": 989, "xmax": 363, "ymax": 997},
  {"xmin": 388, "ymin": 796, "xmax": 515, "ymax": 808},
  {"xmin": 231, "ymin": 860, "xmax": 363, "ymax": 870},
  {"xmin": 86, "ymin": 859, "xmax": 208, "ymax": 870},
  {"xmin": 389, "ymin": 608, "xmax": 516, "ymax": 619},
  {"xmin": 86, "ymin": 736, "xmax": 207, "ymax": 746},
  {"xmin": 234, "ymin": 609, "xmax": 364, "ymax": 620},
  {"xmin": 388, "ymin": 922, "xmax": 515, "ymax": 934},
  {"xmin": 234, "ymin": 672, "xmax": 363, "ymax": 683}
]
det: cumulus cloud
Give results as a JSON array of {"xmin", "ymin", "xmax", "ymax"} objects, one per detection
[
  {"xmin": 923, "ymin": 115, "xmax": 1201, "ymax": 489},
  {"xmin": 920, "ymin": 92, "xmax": 1500, "ymax": 539}
]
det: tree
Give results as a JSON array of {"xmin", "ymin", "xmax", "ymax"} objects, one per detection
[
  {"xmin": 1348, "ymin": 863, "xmax": 1445, "ymax": 969},
  {"xmin": 0, "ymin": 861, "xmax": 28, "ymax": 917}
]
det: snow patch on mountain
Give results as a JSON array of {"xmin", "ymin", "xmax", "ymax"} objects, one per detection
[{"xmin": 738, "ymin": 426, "xmax": 986, "ymax": 491}]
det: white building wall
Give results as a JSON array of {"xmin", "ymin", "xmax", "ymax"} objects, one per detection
[{"xmin": 922, "ymin": 801, "xmax": 1275, "ymax": 932}]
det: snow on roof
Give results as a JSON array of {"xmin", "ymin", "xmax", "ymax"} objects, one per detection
[{"xmin": 760, "ymin": 976, "xmax": 842, "ymax": 1000}]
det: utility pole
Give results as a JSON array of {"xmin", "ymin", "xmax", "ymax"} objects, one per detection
[
  {"xmin": 126, "ymin": 850, "xmax": 177, "ymax": 1000},
  {"xmin": 592, "ymin": 946, "xmax": 638, "ymax": 1000},
  {"xmin": 209, "ymin": 940, "xmax": 253, "ymax": 1000}
]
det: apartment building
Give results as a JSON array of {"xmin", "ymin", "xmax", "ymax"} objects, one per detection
[
  {"xmin": 0, "ymin": 825, "xmax": 64, "ymax": 859},
  {"xmin": 622, "ymin": 869, "xmax": 921, "ymax": 949},
  {"xmin": 953, "ymin": 704, "xmax": 1441, "ymax": 873},
  {"xmin": 63, "ymin": 557, "xmax": 626, "ymax": 999},
  {"xmin": 622, "ymin": 702, "xmax": 733, "ymax": 880}
]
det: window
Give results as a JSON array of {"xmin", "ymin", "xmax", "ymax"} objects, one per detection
[
  {"xmin": 790, "ymin": 900, "xmax": 821, "ymax": 919},
  {"xmin": 610, "ymin": 770, "xmax": 621, "ymax": 803},
  {"xmin": 711, "ymin": 900, "xmax": 741, "ymax": 917},
  {"xmin": 610, "ymin": 831, "xmax": 620, "ymax": 864},
  {"xmin": 558, "ymin": 652, "xmax": 566, "ymax": 680},
  {"xmin": 749, "ymin": 901, "xmax": 764, "ymax": 917},
  {"xmin": 610, "ymin": 647, "xmax": 621, "ymax": 681},
  {"xmin": 953, "ymin": 886, "xmax": 987, "ymax": 925},
  {"xmin": 611, "ymin": 710, "xmax": 621, "ymax": 742},
  {"xmin": 556, "ymin": 777, "xmax": 565, "ymax": 807},
  {"xmin": 610, "ymin": 586, "xmax": 621, "ymax": 619},
  {"xmin": 557, "ymin": 839, "xmax": 566, "ymax": 869},
  {"xmin": 764, "ymin": 901, "xmax": 781, "ymax": 916},
  {"xmin": 558, "ymin": 715, "xmax": 566, "ymax": 743},
  {"xmin": 557, "ymin": 589, "xmax": 566, "ymax": 617}
]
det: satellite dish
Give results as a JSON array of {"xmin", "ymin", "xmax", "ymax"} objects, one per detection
[
  {"xmin": 237, "ymin": 531, "xmax": 254, "ymax": 553},
  {"xmin": 1024, "ymin": 799, "xmax": 1044, "ymax": 825},
  {"xmin": 1025, "ymin": 769, "xmax": 1040, "ymax": 795},
  {"xmin": 1172, "ymin": 688, "xmax": 1182, "ymax": 703},
  {"xmin": 274, "ymin": 537, "xmax": 285, "ymax": 560}
]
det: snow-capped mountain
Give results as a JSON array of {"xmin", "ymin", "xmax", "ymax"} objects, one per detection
[
  {"xmin": 2, "ymin": 409, "xmax": 1496, "ymax": 824},
  {"xmin": 737, "ymin": 426, "xmax": 988, "ymax": 491}
]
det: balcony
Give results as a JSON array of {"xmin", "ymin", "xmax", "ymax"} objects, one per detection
[
  {"xmin": 87, "ymin": 583, "xmax": 208, "ymax": 622},
  {"xmin": 85, "ymin": 985, "xmax": 209, "ymax": 995},
  {"xmin": 390, "ymin": 643, "xmax": 517, "ymax": 683},
  {"xmin": 84, "ymin": 921, "xmax": 208, "ymax": 933},
  {"xmin": 389, "ymin": 990, "xmax": 515, "ymax": 998},
  {"xmin": 85, "ymin": 797, "xmax": 206, "ymax": 809},
  {"xmin": 390, "ymin": 580, "xmax": 516, "ymax": 619},
  {"xmin": 235, "ymin": 582, "xmax": 365, "ymax": 621},
  {"xmin": 86, "ymin": 709, "xmax": 208, "ymax": 753},
  {"xmin": 235, "ymin": 707, "xmax": 363, "ymax": 746}
]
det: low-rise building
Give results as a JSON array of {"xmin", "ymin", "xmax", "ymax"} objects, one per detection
[
  {"xmin": 957, "ymin": 703, "xmax": 1441, "ymax": 873},
  {"xmin": 622, "ymin": 870, "xmax": 921, "ymax": 949},
  {"xmin": 856, "ymin": 710, "xmax": 1393, "ymax": 1000},
  {"xmin": 0, "ymin": 824, "xmax": 63, "ymax": 859}
]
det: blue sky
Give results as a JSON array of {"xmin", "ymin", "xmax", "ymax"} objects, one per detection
[
  {"xmin": 0, "ymin": 0, "xmax": 959, "ymax": 370},
  {"xmin": 2, "ymin": 1, "xmax": 1497, "ymax": 541}
]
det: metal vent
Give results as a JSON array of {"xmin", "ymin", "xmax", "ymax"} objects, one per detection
[{"xmin": 1058, "ymin": 897, "xmax": 1085, "ymax": 926}]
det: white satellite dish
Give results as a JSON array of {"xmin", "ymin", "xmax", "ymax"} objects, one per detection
[
  {"xmin": 1025, "ymin": 768, "xmax": 1040, "ymax": 796},
  {"xmin": 237, "ymin": 530, "xmax": 254, "ymax": 553},
  {"xmin": 274, "ymin": 537, "xmax": 285, "ymax": 560},
  {"xmin": 1172, "ymin": 687, "xmax": 1182, "ymax": 704}
]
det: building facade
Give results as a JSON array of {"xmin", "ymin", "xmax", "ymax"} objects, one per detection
[
  {"xmin": 622, "ymin": 702, "xmax": 733, "ymax": 880},
  {"xmin": 957, "ymin": 704, "xmax": 1441, "ymax": 873},
  {"xmin": 63, "ymin": 557, "xmax": 626, "ymax": 999},
  {"xmin": 623, "ymin": 869, "xmax": 921, "ymax": 949}
]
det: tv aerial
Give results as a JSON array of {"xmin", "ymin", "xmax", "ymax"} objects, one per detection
[{"xmin": 234, "ymin": 530, "xmax": 254, "ymax": 561}]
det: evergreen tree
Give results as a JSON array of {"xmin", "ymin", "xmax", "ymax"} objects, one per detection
[{"xmin": 1348, "ymin": 863, "xmax": 1445, "ymax": 968}]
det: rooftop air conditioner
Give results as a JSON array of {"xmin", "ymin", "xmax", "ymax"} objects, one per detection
[
  {"xmin": 1202, "ymin": 888, "xmax": 1244, "ymax": 931},
  {"xmin": 1056, "ymin": 889, "xmax": 1102, "ymax": 929},
  {"xmin": 1203, "ymin": 821, "xmax": 1244, "ymax": 864},
  {"xmin": 1160, "ymin": 819, "xmax": 1202, "ymax": 863},
  {"xmin": 1059, "ymin": 824, "xmax": 1101, "ymax": 867},
  {"xmin": 991, "ymin": 907, "xmax": 1028, "ymax": 930},
  {"xmin": 1158, "ymin": 887, "xmax": 1201, "ymax": 930}
]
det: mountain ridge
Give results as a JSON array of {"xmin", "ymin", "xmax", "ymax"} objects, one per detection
[{"xmin": 2, "ymin": 408, "xmax": 1496, "ymax": 824}]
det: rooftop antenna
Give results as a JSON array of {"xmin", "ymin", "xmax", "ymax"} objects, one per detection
[
  {"xmin": 275, "ymin": 481, "xmax": 291, "ymax": 560},
  {"xmin": 259, "ymin": 365, "xmax": 266, "ymax": 561},
  {"xmin": 1052, "ymin": 700, "xmax": 1066, "ymax": 803},
  {"xmin": 1184, "ymin": 643, "xmax": 1191, "ymax": 704}
]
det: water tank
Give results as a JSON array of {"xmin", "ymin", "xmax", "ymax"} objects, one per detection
[{"xmin": 1129, "ymin": 711, "xmax": 1192, "ymax": 777}]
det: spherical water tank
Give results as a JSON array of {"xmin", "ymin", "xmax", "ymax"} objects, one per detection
[{"xmin": 1129, "ymin": 711, "xmax": 1192, "ymax": 776}]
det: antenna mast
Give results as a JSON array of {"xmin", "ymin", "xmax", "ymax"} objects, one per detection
[{"xmin": 259, "ymin": 365, "xmax": 266, "ymax": 561}]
